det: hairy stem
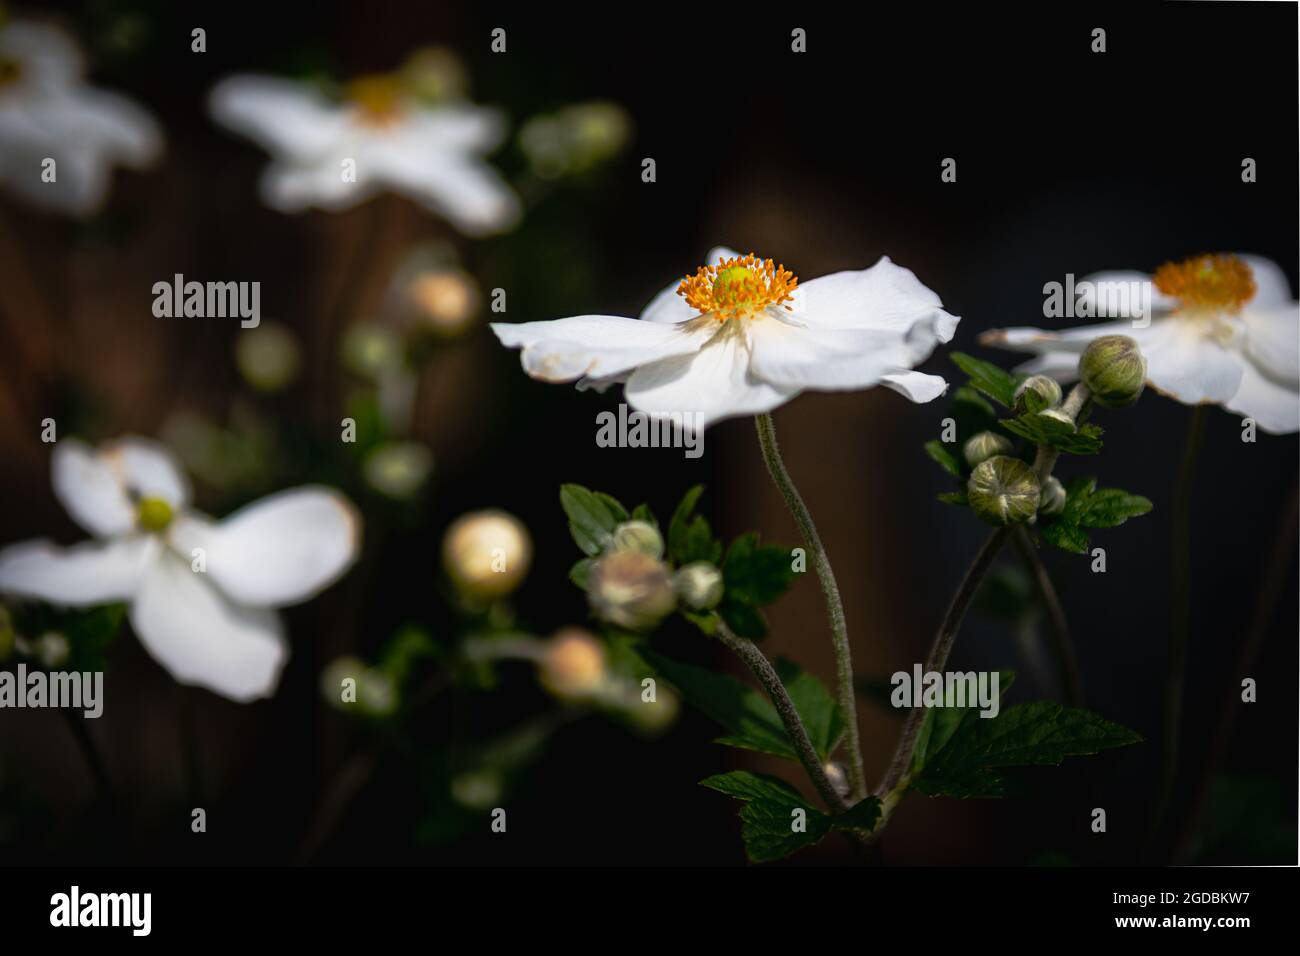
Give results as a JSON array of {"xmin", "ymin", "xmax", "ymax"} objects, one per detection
[
  {"xmin": 1146, "ymin": 404, "xmax": 1207, "ymax": 861},
  {"xmin": 1011, "ymin": 526, "xmax": 1082, "ymax": 706},
  {"xmin": 754, "ymin": 412, "xmax": 865, "ymax": 799},
  {"xmin": 711, "ymin": 618, "xmax": 849, "ymax": 813}
]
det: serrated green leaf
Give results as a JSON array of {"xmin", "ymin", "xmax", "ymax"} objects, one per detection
[
  {"xmin": 1077, "ymin": 488, "xmax": 1153, "ymax": 528},
  {"xmin": 924, "ymin": 440, "xmax": 963, "ymax": 477},
  {"xmin": 667, "ymin": 485, "xmax": 722, "ymax": 565},
  {"xmin": 560, "ymin": 484, "xmax": 620, "ymax": 555},
  {"xmin": 914, "ymin": 701, "xmax": 1142, "ymax": 799},
  {"xmin": 1000, "ymin": 412, "xmax": 1104, "ymax": 455},
  {"xmin": 775, "ymin": 658, "xmax": 843, "ymax": 760},
  {"xmin": 719, "ymin": 598, "xmax": 767, "ymax": 639},
  {"xmin": 909, "ymin": 671, "xmax": 1016, "ymax": 775},
  {"xmin": 951, "ymin": 352, "xmax": 1020, "ymax": 407},
  {"xmin": 833, "ymin": 796, "xmax": 882, "ymax": 832},
  {"xmin": 1041, "ymin": 477, "xmax": 1152, "ymax": 554},
  {"xmin": 937, "ymin": 490, "xmax": 968, "ymax": 506},
  {"xmin": 700, "ymin": 771, "xmax": 831, "ymax": 862},
  {"xmin": 952, "ymin": 385, "xmax": 996, "ymax": 418},
  {"xmin": 723, "ymin": 533, "xmax": 796, "ymax": 606},
  {"xmin": 1041, "ymin": 520, "xmax": 1090, "ymax": 554}
]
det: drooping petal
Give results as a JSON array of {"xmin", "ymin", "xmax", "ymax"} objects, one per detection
[
  {"xmin": 130, "ymin": 552, "xmax": 287, "ymax": 702},
  {"xmin": 881, "ymin": 370, "xmax": 949, "ymax": 403},
  {"xmin": 180, "ymin": 487, "xmax": 361, "ymax": 608},
  {"xmin": 0, "ymin": 536, "xmax": 156, "ymax": 606},
  {"xmin": 1240, "ymin": 304, "xmax": 1300, "ymax": 386},
  {"xmin": 786, "ymin": 257, "xmax": 960, "ymax": 345},
  {"xmin": 624, "ymin": 325, "xmax": 798, "ymax": 428},
  {"xmin": 492, "ymin": 315, "xmax": 710, "ymax": 383},
  {"xmin": 100, "ymin": 436, "xmax": 191, "ymax": 510},
  {"xmin": 1224, "ymin": 358, "xmax": 1300, "ymax": 435},
  {"xmin": 747, "ymin": 319, "xmax": 926, "ymax": 390},
  {"xmin": 52, "ymin": 439, "xmax": 135, "ymax": 537},
  {"xmin": 208, "ymin": 76, "xmax": 349, "ymax": 163},
  {"xmin": 980, "ymin": 318, "xmax": 1142, "ymax": 355},
  {"xmin": 1240, "ymin": 255, "xmax": 1295, "ymax": 310},
  {"xmin": 639, "ymin": 246, "xmax": 744, "ymax": 325},
  {"xmin": 374, "ymin": 147, "xmax": 521, "ymax": 236}
]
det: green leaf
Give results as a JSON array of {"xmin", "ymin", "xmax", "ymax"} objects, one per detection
[
  {"xmin": 1076, "ymin": 488, "xmax": 1153, "ymax": 528},
  {"xmin": 937, "ymin": 490, "xmax": 968, "ymax": 506},
  {"xmin": 630, "ymin": 503, "xmax": 657, "ymax": 527},
  {"xmin": 951, "ymin": 352, "xmax": 1019, "ymax": 407},
  {"xmin": 1040, "ymin": 477, "xmax": 1153, "ymax": 554},
  {"xmin": 568, "ymin": 558, "xmax": 594, "ymax": 589},
  {"xmin": 952, "ymin": 385, "xmax": 996, "ymax": 419},
  {"xmin": 61, "ymin": 603, "xmax": 126, "ymax": 672},
  {"xmin": 1000, "ymin": 412, "xmax": 1104, "ymax": 455},
  {"xmin": 914, "ymin": 701, "xmax": 1143, "ymax": 799},
  {"xmin": 910, "ymin": 671, "xmax": 1016, "ymax": 776},
  {"xmin": 594, "ymin": 492, "xmax": 630, "ymax": 524},
  {"xmin": 378, "ymin": 625, "xmax": 436, "ymax": 686},
  {"xmin": 667, "ymin": 485, "xmax": 722, "ymax": 565},
  {"xmin": 924, "ymin": 440, "xmax": 963, "ymax": 477},
  {"xmin": 560, "ymin": 484, "xmax": 621, "ymax": 556},
  {"xmin": 775, "ymin": 659, "xmax": 843, "ymax": 760},
  {"xmin": 1041, "ymin": 520, "xmax": 1089, "ymax": 554},
  {"xmin": 833, "ymin": 796, "xmax": 882, "ymax": 832},
  {"xmin": 719, "ymin": 598, "xmax": 767, "ymax": 639},
  {"xmin": 700, "ymin": 771, "xmax": 832, "ymax": 862},
  {"xmin": 637, "ymin": 648, "xmax": 792, "ymax": 758},
  {"xmin": 723, "ymin": 533, "xmax": 796, "ymax": 606}
]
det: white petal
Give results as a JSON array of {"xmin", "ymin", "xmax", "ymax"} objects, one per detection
[
  {"xmin": 788, "ymin": 257, "xmax": 959, "ymax": 342},
  {"xmin": 71, "ymin": 89, "xmax": 163, "ymax": 167},
  {"xmin": 624, "ymin": 326, "xmax": 798, "ymax": 428},
  {"xmin": 208, "ymin": 76, "xmax": 349, "ymax": 162},
  {"xmin": 747, "ymin": 319, "xmax": 921, "ymax": 390},
  {"xmin": 1075, "ymin": 269, "xmax": 1176, "ymax": 319},
  {"xmin": 1140, "ymin": 322, "xmax": 1244, "ymax": 405},
  {"xmin": 0, "ymin": 536, "xmax": 155, "ymax": 606},
  {"xmin": 130, "ymin": 552, "xmax": 287, "ymax": 702},
  {"xmin": 52, "ymin": 439, "xmax": 135, "ymax": 537},
  {"xmin": 376, "ymin": 149, "xmax": 521, "ymax": 236},
  {"xmin": 404, "ymin": 104, "xmax": 508, "ymax": 154},
  {"xmin": 637, "ymin": 247, "xmax": 747, "ymax": 325},
  {"xmin": 881, "ymin": 370, "xmax": 950, "ymax": 403},
  {"xmin": 259, "ymin": 159, "xmax": 377, "ymax": 212},
  {"xmin": 0, "ymin": 21, "xmax": 83, "ymax": 88},
  {"xmin": 1240, "ymin": 304, "xmax": 1299, "ymax": 386},
  {"xmin": 980, "ymin": 318, "xmax": 1139, "ymax": 355},
  {"xmin": 1240, "ymin": 255, "xmax": 1295, "ymax": 310},
  {"xmin": 1224, "ymin": 359, "xmax": 1300, "ymax": 435},
  {"xmin": 492, "ymin": 315, "xmax": 709, "ymax": 383},
  {"xmin": 100, "ymin": 436, "xmax": 191, "ymax": 510},
  {"xmin": 185, "ymin": 487, "xmax": 360, "ymax": 608}
]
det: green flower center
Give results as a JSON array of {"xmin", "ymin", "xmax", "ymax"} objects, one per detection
[{"xmin": 136, "ymin": 496, "xmax": 174, "ymax": 533}]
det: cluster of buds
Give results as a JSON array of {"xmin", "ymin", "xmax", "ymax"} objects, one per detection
[{"xmin": 585, "ymin": 519, "xmax": 724, "ymax": 631}]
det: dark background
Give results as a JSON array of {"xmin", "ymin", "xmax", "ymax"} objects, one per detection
[{"xmin": 0, "ymin": 0, "xmax": 1295, "ymax": 865}]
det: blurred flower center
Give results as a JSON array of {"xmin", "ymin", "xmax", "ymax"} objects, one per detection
[
  {"xmin": 344, "ymin": 74, "xmax": 407, "ymax": 127},
  {"xmin": 0, "ymin": 57, "xmax": 21, "ymax": 88},
  {"xmin": 1153, "ymin": 254, "xmax": 1255, "ymax": 316},
  {"xmin": 136, "ymin": 496, "xmax": 175, "ymax": 533},
  {"xmin": 677, "ymin": 254, "xmax": 798, "ymax": 321}
]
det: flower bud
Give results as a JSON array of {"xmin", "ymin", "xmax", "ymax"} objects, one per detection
[
  {"xmin": 967, "ymin": 456, "xmax": 1041, "ymax": 526},
  {"xmin": 538, "ymin": 628, "xmax": 608, "ymax": 700},
  {"xmin": 673, "ymin": 561, "xmax": 724, "ymax": 611},
  {"xmin": 450, "ymin": 769, "xmax": 503, "ymax": 810},
  {"xmin": 405, "ymin": 268, "xmax": 480, "ymax": 338},
  {"xmin": 963, "ymin": 430, "xmax": 1012, "ymax": 468},
  {"xmin": 235, "ymin": 321, "xmax": 301, "ymax": 393},
  {"xmin": 587, "ymin": 550, "xmax": 676, "ymax": 630},
  {"xmin": 341, "ymin": 324, "xmax": 402, "ymax": 380},
  {"xmin": 824, "ymin": 761, "xmax": 851, "ymax": 799},
  {"xmin": 34, "ymin": 631, "xmax": 70, "ymax": 668},
  {"xmin": 442, "ymin": 509, "xmax": 533, "ymax": 600},
  {"xmin": 611, "ymin": 520, "xmax": 664, "ymax": 559},
  {"xmin": 1079, "ymin": 334, "xmax": 1146, "ymax": 408},
  {"xmin": 1013, "ymin": 374, "xmax": 1063, "ymax": 414},
  {"xmin": 1038, "ymin": 475, "xmax": 1067, "ymax": 516},
  {"xmin": 363, "ymin": 441, "xmax": 433, "ymax": 499}
]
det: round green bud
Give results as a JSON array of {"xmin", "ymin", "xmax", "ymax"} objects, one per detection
[
  {"xmin": 1013, "ymin": 374, "xmax": 1063, "ymax": 414},
  {"xmin": 963, "ymin": 430, "xmax": 1012, "ymax": 468},
  {"xmin": 587, "ymin": 550, "xmax": 676, "ymax": 631},
  {"xmin": 967, "ymin": 456, "xmax": 1041, "ymax": 526},
  {"xmin": 1079, "ymin": 334, "xmax": 1146, "ymax": 408},
  {"xmin": 673, "ymin": 561, "xmax": 724, "ymax": 611},
  {"xmin": 1038, "ymin": 475, "xmax": 1067, "ymax": 516},
  {"xmin": 235, "ymin": 321, "xmax": 301, "ymax": 393},
  {"xmin": 611, "ymin": 520, "xmax": 664, "ymax": 559}
]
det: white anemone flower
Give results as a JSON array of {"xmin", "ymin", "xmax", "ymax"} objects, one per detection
[
  {"xmin": 491, "ymin": 247, "xmax": 960, "ymax": 428},
  {"xmin": 208, "ymin": 72, "xmax": 520, "ymax": 236},
  {"xmin": 982, "ymin": 254, "xmax": 1299, "ymax": 434},
  {"xmin": 0, "ymin": 20, "xmax": 162, "ymax": 216},
  {"xmin": 0, "ymin": 437, "xmax": 361, "ymax": 702}
]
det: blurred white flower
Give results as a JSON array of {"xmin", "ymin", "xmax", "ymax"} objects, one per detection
[
  {"xmin": 208, "ymin": 71, "xmax": 520, "ymax": 236},
  {"xmin": 0, "ymin": 437, "xmax": 361, "ymax": 702},
  {"xmin": 0, "ymin": 19, "xmax": 161, "ymax": 215},
  {"xmin": 492, "ymin": 247, "xmax": 959, "ymax": 429},
  {"xmin": 983, "ymin": 254, "xmax": 1299, "ymax": 434}
]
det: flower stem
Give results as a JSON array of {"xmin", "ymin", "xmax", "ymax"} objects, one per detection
[
  {"xmin": 875, "ymin": 526, "xmax": 1011, "ymax": 802},
  {"xmin": 1146, "ymin": 404, "xmax": 1207, "ymax": 861},
  {"xmin": 1011, "ymin": 526, "xmax": 1082, "ymax": 706},
  {"xmin": 60, "ymin": 708, "xmax": 117, "ymax": 810},
  {"xmin": 711, "ymin": 618, "xmax": 849, "ymax": 813},
  {"xmin": 753, "ymin": 412, "xmax": 865, "ymax": 800}
]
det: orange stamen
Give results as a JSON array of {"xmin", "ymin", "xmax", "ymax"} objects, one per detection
[
  {"xmin": 1152, "ymin": 254, "xmax": 1256, "ymax": 314},
  {"xmin": 676, "ymin": 253, "xmax": 798, "ymax": 321}
]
